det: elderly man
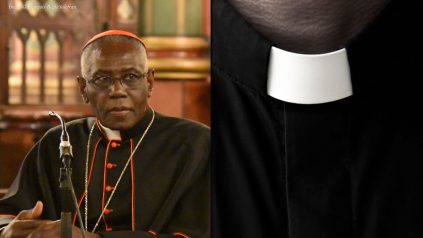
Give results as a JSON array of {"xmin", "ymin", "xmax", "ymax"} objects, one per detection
[{"xmin": 0, "ymin": 30, "xmax": 210, "ymax": 238}]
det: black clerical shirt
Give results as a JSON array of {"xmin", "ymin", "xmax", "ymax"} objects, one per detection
[{"xmin": 212, "ymin": 0, "xmax": 423, "ymax": 237}]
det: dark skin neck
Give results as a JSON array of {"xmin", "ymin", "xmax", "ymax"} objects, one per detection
[{"xmin": 228, "ymin": 0, "xmax": 388, "ymax": 54}]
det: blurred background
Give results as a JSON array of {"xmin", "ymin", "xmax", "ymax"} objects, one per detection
[{"xmin": 0, "ymin": 0, "xmax": 210, "ymax": 197}]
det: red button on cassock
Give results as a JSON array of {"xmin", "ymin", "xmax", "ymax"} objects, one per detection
[
  {"xmin": 105, "ymin": 186, "xmax": 114, "ymax": 192},
  {"xmin": 104, "ymin": 209, "xmax": 113, "ymax": 215},
  {"xmin": 111, "ymin": 142, "xmax": 120, "ymax": 148},
  {"xmin": 106, "ymin": 163, "xmax": 117, "ymax": 169}
]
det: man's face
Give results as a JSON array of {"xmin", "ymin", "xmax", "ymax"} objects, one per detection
[{"xmin": 78, "ymin": 40, "xmax": 154, "ymax": 130}]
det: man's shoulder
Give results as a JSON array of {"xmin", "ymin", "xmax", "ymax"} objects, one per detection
[
  {"xmin": 42, "ymin": 117, "xmax": 93, "ymax": 139},
  {"xmin": 155, "ymin": 113, "xmax": 210, "ymax": 137},
  {"xmin": 66, "ymin": 117, "xmax": 94, "ymax": 129}
]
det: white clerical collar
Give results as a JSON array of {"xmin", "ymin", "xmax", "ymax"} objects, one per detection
[
  {"xmin": 267, "ymin": 46, "xmax": 353, "ymax": 104},
  {"xmin": 98, "ymin": 122, "xmax": 122, "ymax": 141}
]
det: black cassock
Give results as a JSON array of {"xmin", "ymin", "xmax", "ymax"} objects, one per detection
[
  {"xmin": 0, "ymin": 108, "xmax": 210, "ymax": 238},
  {"xmin": 212, "ymin": 0, "xmax": 423, "ymax": 237}
]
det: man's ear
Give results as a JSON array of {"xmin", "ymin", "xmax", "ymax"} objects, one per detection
[
  {"xmin": 77, "ymin": 76, "xmax": 89, "ymax": 103},
  {"xmin": 147, "ymin": 69, "xmax": 155, "ymax": 97}
]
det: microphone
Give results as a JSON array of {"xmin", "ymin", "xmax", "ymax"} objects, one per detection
[
  {"xmin": 49, "ymin": 111, "xmax": 86, "ymax": 238},
  {"xmin": 49, "ymin": 111, "xmax": 73, "ymax": 163}
]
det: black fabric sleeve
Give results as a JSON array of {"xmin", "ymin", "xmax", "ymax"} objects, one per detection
[
  {"xmin": 0, "ymin": 143, "xmax": 42, "ymax": 226},
  {"xmin": 0, "ymin": 128, "xmax": 60, "ymax": 227},
  {"xmin": 154, "ymin": 129, "xmax": 210, "ymax": 238}
]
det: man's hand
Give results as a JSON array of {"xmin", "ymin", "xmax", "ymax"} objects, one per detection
[
  {"xmin": 27, "ymin": 220, "xmax": 100, "ymax": 238},
  {"xmin": 0, "ymin": 201, "xmax": 48, "ymax": 238},
  {"xmin": 0, "ymin": 201, "xmax": 99, "ymax": 238}
]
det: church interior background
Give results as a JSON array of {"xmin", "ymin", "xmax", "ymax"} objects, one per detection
[{"xmin": 0, "ymin": 0, "xmax": 210, "ymax": 196}]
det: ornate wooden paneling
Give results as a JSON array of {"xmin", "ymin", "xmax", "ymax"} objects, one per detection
[
  {"xmin": 6, "ymin": 0, "xmax": 96, "ymax": 105},
  {"xmin": 0, "ymin": 1, "xmax": 9, "ymax": 106}
]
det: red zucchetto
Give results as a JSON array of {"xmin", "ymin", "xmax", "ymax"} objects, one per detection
[{"xmin": 82, "ymin": 30, "xmax": 146, "ymax": 51}]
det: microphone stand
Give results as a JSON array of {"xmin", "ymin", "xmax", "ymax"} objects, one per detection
[{"xmin": 49, "ymin": 112, "xmax": 86, "ymax": 238}]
